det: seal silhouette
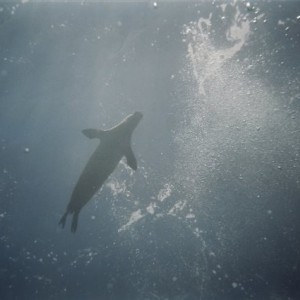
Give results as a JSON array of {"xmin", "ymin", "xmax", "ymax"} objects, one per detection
[{"xmin": 59, "ymin": 112, "xmax": 143, "ymax": 232}]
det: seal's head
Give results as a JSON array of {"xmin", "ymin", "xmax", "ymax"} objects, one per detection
[
  {"xmin": 133, "ymin": 111, "xmax": 143, "ymax": 122},
  {"xmin": 115, "ymin": 112, "xmax": 143, "ymax": 134},
  {"xmin": 122, "ymin": 111, "xmax": 143, "ymax": 134}
]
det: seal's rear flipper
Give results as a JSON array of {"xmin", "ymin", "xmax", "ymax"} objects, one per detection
[
  {"xmin": 59, "ymin": 211, "xmax": 68, "ymax": 229},
  {"xmin": 71, "ymin": 212, "xmax": 79, "ymax": 233}
]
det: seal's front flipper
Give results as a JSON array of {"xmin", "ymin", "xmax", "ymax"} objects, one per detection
[
  {"xmin": 82, "ymin": 129, "xmax": 106, "ymax": 140},
  {"xmin": 125, "ymin": 146, "xmax": 137, "ymax": 170}
]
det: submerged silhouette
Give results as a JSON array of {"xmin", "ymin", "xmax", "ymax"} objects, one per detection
[{"xmin": 59, "ymin": 112, "xmax": 143, "ymax": 232}]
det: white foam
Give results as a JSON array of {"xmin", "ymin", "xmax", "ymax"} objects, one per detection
[{"xmin": 118, "ymin": 209, "xmax": 144, "ymax": 232}]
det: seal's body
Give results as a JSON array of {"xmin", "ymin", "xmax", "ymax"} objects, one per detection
[{"xmin": 59, "ymin": 112, "xmax": 143, "ymax": 232}]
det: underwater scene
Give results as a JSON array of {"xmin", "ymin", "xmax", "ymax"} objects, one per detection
[{"xmin": 0, "ymin": 1, "xmax": 300, "ymax": 299}]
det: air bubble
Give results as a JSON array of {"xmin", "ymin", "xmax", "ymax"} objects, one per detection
[{"xmin": 246, "ymin": 2, "xmax": 254, "ymax": 12}]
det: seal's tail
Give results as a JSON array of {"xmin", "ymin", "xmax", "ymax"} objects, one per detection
[
  {"xmin": 71, "ymin": 212, "xmax": 79, "ymax": 233},
  {"xmin": 59, "ymin": 211, "xmax": 68, "ymax": 229}
]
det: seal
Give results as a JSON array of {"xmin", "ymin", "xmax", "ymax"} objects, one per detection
[{"xmin": 59, "ymin": 112, "xmax": 143, "ymax": 232}]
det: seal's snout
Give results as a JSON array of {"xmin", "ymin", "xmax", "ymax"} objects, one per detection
[{"xmin": 134, "ymin": 111, "xmax": 143, "ymax": 121}]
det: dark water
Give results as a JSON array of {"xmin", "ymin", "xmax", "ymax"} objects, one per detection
[{"xmin": 0, "ymin": 1, "xmax": 300, "ymax": 299}]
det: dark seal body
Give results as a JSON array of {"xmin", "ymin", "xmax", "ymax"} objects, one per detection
[{"xmin": 59, "ymin": 112, "xmax": 143, "ymax": 232}]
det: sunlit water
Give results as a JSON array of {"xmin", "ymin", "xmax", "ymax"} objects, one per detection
[
  {"xmin": 113, "ymin": 3, "xmax": 300, "ymax": 298},
  {"xmin": 1, "ymin": 1, "xmax": 300, "ymax": 299}
]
